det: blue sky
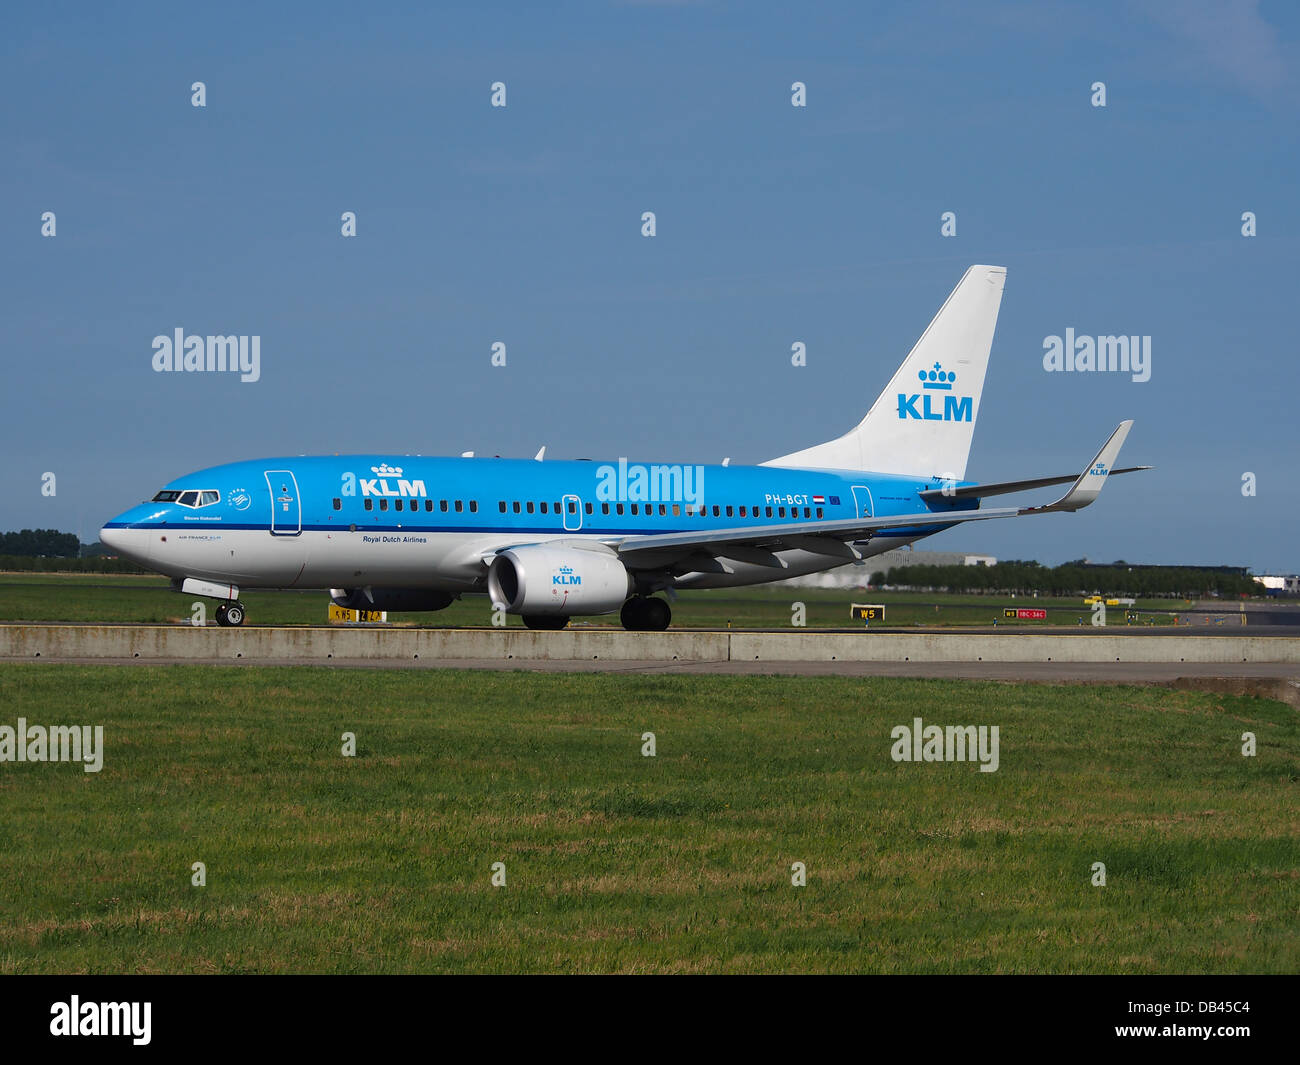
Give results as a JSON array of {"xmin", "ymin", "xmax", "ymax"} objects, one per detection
[{"xmin": 3, "ymin": 1, "xmax": 1297, "ymax": 570}]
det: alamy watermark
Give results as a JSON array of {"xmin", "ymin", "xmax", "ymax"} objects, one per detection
[
  {"xmin": 1043, "ymin": 330, "xmax": 1150, "ymax": 383},
  {"xmin": 595, "ymin": 459, "xmax": 704, "ymax": 506},
  {"xmin": 890, "ymin": 716, "xmax": 999, "ymax": 772},
  {"xmin": 0, "ymin": 717, "xmax": 103, "ymax": 773},
  {"xmin": 151, "ymin": 328, "xmax": 260, "ymax": 383},
  {"xmin": 50, "ymin": 996, "xmax": 150, "ymax": 1045}
]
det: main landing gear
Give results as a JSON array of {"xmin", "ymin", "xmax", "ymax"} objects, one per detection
[
  {"xmin": 620, "ymin": 596, "xmax": 670, "ymax": 632},
  {"xmin": 215, "ymin": 601, "xmax": 247, "ymax": 627}
]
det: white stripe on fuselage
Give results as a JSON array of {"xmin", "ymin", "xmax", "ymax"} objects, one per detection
[{"xmin": 123, "ymin": 526, "xmax": 923, "ymax": 594}]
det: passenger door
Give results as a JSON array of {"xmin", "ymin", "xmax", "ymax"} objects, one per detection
[
  {"xmin": 562, "ymin": 494, "xmax": 583, "ymax": 531},
  {"xmin": 265, "ymin": 470, "xmax": 302, "ymax": 536},
  {"xmin": 851, "ymin": 485, "xmax": 874, "ymax": 519}
]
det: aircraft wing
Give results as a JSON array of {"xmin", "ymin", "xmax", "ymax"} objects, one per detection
[
  {"xmin": 917, "ymin": 465, "xmax": 1150, "ymax": 503},
  {"xmin": 613, "ymin": 421, "xmax": 1140, "ymax": 572}
]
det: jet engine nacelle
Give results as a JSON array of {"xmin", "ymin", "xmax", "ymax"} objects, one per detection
[
  {"xmin": 486, "ymin": 545, "xmax": 632, "ymax": 616},
  {"xmin": 329, "ymin": 587, "xmax": 456, "ymax": 612}
]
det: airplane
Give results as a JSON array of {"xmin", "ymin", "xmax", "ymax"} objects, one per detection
[{"xmin": 100, "ymin": 265, "xmax": 1149, "ymax": 630}]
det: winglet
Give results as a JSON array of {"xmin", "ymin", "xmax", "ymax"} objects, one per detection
[{"xmin": 1021, "ymin": 421, "xmax": 1134, "ymax": 515}]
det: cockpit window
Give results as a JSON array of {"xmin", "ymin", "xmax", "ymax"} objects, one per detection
[{"xmin": 163, "ymin": 489, "xmax": 221, "ymax": 509}]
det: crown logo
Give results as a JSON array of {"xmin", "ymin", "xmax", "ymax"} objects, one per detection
[
  {"xmin": 919, "ymin": 362, "xmax": 956, "ymax": 390},
  {"xmin": 371, "ymin": 463, "xmax": 403, "ymax": 476}
]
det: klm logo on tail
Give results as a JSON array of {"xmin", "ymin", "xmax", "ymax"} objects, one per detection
[{"xmin": 897, "ymin": 363, "xmax": 972, "ymax": 422}]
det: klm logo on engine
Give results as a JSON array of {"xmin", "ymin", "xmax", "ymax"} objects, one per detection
[
  {"xmin": 360, "ymin": 463, "xmax": 427, "ymax": 498},
  {"xmin": 553, "ymin": 566, "xmax": 581, "ymax": 587},
  {"xmin": 897, "ymin": 363, "xmax": 973, "ymax": 422}
]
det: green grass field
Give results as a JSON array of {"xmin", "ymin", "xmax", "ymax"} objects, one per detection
[
  {"xmin": 0, "ymin": 664, "xmax": 1294, "ymax": 973},
  {"xmin": 0, "ymin": 572, "xmax": 1184, "ymax": 628}
]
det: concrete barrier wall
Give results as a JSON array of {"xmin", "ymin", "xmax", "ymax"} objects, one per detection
[
  {"xmin": 2, "ymin": 625, "xmax": 1299, "ymax": 664},
  {"xmin": 0, "ymin": 625, "xmax": 730, "ymax": 663},
  {"xmin": 728, "ymin": 632, "xmax": 1300, "ymax": 664}
]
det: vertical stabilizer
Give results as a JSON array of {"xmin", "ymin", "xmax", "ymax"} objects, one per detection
[{"xmin": 763, "ymin": 265, "xmax": 1006, "ymax": 479}]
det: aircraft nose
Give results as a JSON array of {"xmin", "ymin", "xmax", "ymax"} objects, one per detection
[{"xmin": 100, "ymin": 521, "xmax": 151, "ymax": 564}]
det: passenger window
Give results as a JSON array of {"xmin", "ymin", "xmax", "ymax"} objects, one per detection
[
  {"xmin": 455, "ymin": 500, "xmax": 463, "ymax": 512},
  {"xmin": 513, "ymin": 501, "xmax": 521, "ymax": 513},
  {"xmin": 395, "ymin": 499, "xmax": 404, "ymax": 511},
  {"xmin": 816, "ymin": 507, "xmax": 824, "ymax": 519},
  {"xmin": 568, "ymin": 502, "xmax": 576, "ymax": 514},
  {"xmin": 499, "ymin": 501, "xmax": 507, "ymax": 513},
  {"xmin": 712, "ymin": 505, "xmax": 720, "ymax": 517},
  {"xmin": 685, "ymin": 505, "xmax": 695, "ymax": 517},
  {"xmin": 616, "ymin": 503, "xmax": 624, "ymax": 515},
  {"xmin": 631, "ymin": 504, "xmax": 638, "ymax": 515},
  {"xmin": 470, "ymin": 501, "xmax": 478, "ymax": 513},
  {"xmin": 765, "ymin": 507, "xmax": 773, "ymax": 518},
  {"xmin": 364, "ymin": 499, "xmax": 373, "ymax": 511},
  {"xmin": 332, "ymin": 498, "xmax": 341, "ymax": 511},
  {"xmin": 541, "ymin": 502, "xmax": 548, "ymax": 514},
  {"xmin": 803, "ymin": 507, "xmax": 810, "ymax": 518},
  {"xmin": 672, "ymin": 504, "xmax": 680, "ymax": 516},
  {"xmin": 585, "ymin": 503, "xmax": 592, "ymax": 515},
  {"xmin": 379, "ymin": 499, "xmax": 389, "ymax": 511},
  {"xmin": 601, "ymin": 503, "xmax": 610, "ymax": 515},
  {"xmin": 740, "ymin": 506, "xmax": 747, "ymax": 517},
  {"xmin": 526, "ymin": 502, "xmax": 534, "ymax": 514},
  {"xmin": 425, "ymin": 500, "xmax": 433, "ymax": 512},
  {"xmin": 725, "ymin": 506, "xmax": 733, "ymax": 517},
  {"xmin": 779, "ymin": 507, "xmax": 786, "ymax": 517},
  {"xmin": 553, "ymin": 502, "xmax": 561, "ymax": 514},
  {"xmin": 440, "ymin": 500, "xmax": 448, "ymax": 513}
]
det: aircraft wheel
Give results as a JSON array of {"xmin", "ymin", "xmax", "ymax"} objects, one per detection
[
  {"xmin": 620, "ymin": 597, "xmax": 648, "ymax": 631},
  {"xmin": 224, "ymin": 601, "xmax": 246, "ymax": 627},
  {"xmin": 215, "ymin": 603, "xmax": 229, "ymax": 627},
  {"xmin": 643, "ymin": 597, "xmax": 671, "ymax": 631},
  {"xmin": 523, "ymin": 614, "xmax": 568, "ymax": 630}
]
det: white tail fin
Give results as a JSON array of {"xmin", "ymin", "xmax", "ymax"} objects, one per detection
[{"xmin": 763, "ymin": 264, "xmax": 1007, "ymax": 479}]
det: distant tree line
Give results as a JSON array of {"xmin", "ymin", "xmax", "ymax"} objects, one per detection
[
  {"xmin": 0, "ymin": 554, "xmax": 148, "ymax": 574},
  {"xmin": 0, "ymin": 529, "xmax": 147, "ymax": 573},
  {"xmin": 877, "ymin": 560, "xmax": 1259, "ymax": 598},
  {"xmin": 0, "ymin": 529, "xmax": 80, "ymax": 557}
]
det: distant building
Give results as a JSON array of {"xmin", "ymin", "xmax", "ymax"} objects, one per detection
[
  {"xmin": 779, "ymin": 549, "xmax": 996, "ymax": 590},
  {"xmin": 1256, "ymin": 575, "xmax": 1300, "ymax": 596}
]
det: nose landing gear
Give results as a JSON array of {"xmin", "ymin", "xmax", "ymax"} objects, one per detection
[{"xmin": 215, "ymin": 601, "xmax": 246, "ymax": 627}]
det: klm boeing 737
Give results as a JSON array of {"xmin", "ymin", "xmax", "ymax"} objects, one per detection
[{"xmin": 101, "ymin": 266, "xmax": 1148, "ymax": 629}]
